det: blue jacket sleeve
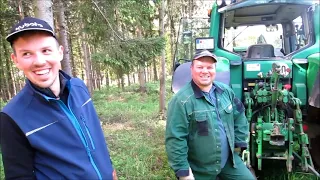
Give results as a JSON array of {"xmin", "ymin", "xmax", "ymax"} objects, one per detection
[{"xmin": 0, "ymin": 112, "xmax": 36, "ymax": 180}]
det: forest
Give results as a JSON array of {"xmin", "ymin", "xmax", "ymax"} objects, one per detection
[
  {"xmin": 0, "ymin": 0, "xmax": 206, "ymax": 112},
  {"xmin": 0, "ymin": 0, "xmax": 205, "ymax": 179}
]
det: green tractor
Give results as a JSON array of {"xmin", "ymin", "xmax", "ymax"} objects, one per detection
[{"xmin": 171, "ymin": 0, "xmax": 320, "ymax": 177}]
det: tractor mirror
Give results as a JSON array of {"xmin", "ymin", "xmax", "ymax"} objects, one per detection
[
  {"xmin": 266, "ymin": 24, "xmax": 278, "ymax": 32},
  {"xmin": 195, "ymin": 37, "xmax": 215, "ymax": 51}
]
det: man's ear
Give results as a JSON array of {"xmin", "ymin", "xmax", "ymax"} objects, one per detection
[
  {"xmin": 59, "ymin": 45, "xmax": 64, "ymax": 62},
  {"xmin": 11, "ymin": 53, "xmax": 21, "ymax": 70}
]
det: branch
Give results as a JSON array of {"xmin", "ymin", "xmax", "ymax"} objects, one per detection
[{"xmin": 91, "ymin": 0, "xmax": 125, "ymax": 41}]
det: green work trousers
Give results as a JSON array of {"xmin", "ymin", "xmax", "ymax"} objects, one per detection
[{"xmin": 218, "ymin": 154, "xmax": 256, "ymax": 180}]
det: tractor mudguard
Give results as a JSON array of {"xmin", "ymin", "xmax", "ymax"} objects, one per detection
[
  {"xmin": 172, "ymin": 62, "xmax": 192, "ymax": 94},
  {"xmin": 308, "ymin": 71, "xmax": 320, "ymax": 108}
]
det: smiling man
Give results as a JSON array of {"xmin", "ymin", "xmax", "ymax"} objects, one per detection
[
  {"xmin": 165, "ymin": 50, "xmax": 255, "ymax": 180},
  {"xmin": 0, "ymin": 17, "xmax": 116, "ymax": 180}
]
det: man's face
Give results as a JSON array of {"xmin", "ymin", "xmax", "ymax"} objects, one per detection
[
  {"xmin": 11, "ymin": 32, "xmax": 63, "ymax": 89},
  {"xmin": 191, "ymin": 56, "xmax": 216, "ymax": 92}
]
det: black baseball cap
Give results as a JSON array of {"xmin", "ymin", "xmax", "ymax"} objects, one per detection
[
  {"xmin": 193, "ymin": 50, "xmax": 217, "ymax": 62},
  {"xmin": 6, "ymin": 17, "xmax": 55, "ymax": 44}
]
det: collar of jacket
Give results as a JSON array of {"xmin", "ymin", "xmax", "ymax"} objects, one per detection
[
  {"xmin": 26, "ymin": 70, "xmax": 71, "ymax": 100},
  {"xmin": 191, "ymin": 80, "xmax": 225, "ymax": 99}
]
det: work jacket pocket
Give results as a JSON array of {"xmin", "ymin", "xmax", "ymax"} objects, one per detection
[
  {"xmin": 221, "ymin": 103, "xmax": 233, "ymax": 121},
  {"xmin": 195, "ymin": 115, "xmax": 209, "ymax": 136},
  {"xmin": 223, "ymin": 104, "xmax": 233, "ymax": 114}
]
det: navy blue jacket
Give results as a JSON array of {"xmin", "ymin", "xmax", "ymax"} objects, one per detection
[{"xmin": 1, "ymin": 71, "xmax": 113, "ymax": 179}]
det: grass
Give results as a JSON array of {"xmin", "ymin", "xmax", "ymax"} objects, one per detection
[
  {"xmin": 0, "ymin": 81, "xmax": 319, "ymax": 179},
  {"xmin": 93, "ymin": 82, "xmax": 175, "ymax": 179},
  {"xmin": 254, "ymin": 160, "xmax": 319, "ymax": 180}
]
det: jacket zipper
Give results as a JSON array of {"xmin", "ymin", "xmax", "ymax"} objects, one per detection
[
  {"xmin": 56, "ymin": 100, "xmax": 102, "ymax": 180},
  {"xmin": 81, "ymin": 116, "xmax": 96, "ymax": 150}
]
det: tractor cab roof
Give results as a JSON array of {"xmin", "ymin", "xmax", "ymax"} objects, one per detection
[{"xmin": 218, "ymin": 0, "xmax": 315, "ymax": 28}]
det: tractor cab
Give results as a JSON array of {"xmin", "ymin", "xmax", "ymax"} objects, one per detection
[{"xmin": 171, "ymin": 0, "xmax": 320, "ymax": 177}]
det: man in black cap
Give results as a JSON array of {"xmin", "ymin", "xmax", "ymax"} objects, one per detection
[
  {"xmin": 0, "ymin": 17, "xmax": 117, "ymax": 179},
  {"xmin": 165, "ymin": 50, "xmax": 255, "ymax": 180}
]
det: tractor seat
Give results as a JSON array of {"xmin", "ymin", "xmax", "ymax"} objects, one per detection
[{"xmin": 246, "ymin": 44, "xmax": 275, "ymax": 59}]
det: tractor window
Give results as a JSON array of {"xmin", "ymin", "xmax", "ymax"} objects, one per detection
[
  {"xmin": 283, "ymin": 6, "xmax": 313, "ymax": 55},
  {"xmin": 223, "ymin": 25, "xmax": 283, "ymax": 57},
  {"xmin": 174, "ymin": 18, "xmax": 210, "ymax": 64},
  {"xmin": 291, "ymin": 14, "xmax": 311, "ymax": 51}
]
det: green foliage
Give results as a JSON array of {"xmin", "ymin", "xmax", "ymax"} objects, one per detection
[
  {"xmin": 0, "ymin": 153, "xmax": 4, "ymax": 180},
  {"xmin": 77, "ymin": 0, "xmax": 166, "ymax": 79},
  {"xmin": 118, "ymin": 0, "xmax": 155, "ymax": 31},
  {"xmin": 0, "ymin": 101, "xmax": 6, "ymax": 111},
  {"xmin": 92, "ymin": 36, "xmax": 165, "ymax": 78}
]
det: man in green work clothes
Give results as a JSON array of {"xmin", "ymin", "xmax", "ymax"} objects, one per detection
[{"xmin": 165, "ymin": 50, "xmax": 255, "ymax": 180}]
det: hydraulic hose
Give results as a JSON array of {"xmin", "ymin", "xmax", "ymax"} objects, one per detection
[{"xmin": 293, "ymin": 151, "xmax": 320, "ymax": 177}]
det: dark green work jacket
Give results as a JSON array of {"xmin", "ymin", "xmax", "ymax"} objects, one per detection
[{"xmin": 165, "ymin": 80, "xmax": 249, "ymax": 179}]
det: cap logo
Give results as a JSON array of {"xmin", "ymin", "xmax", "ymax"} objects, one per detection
[{"xmin": 15, "ymin": 22, "xmax": 44, "ymax": 31}]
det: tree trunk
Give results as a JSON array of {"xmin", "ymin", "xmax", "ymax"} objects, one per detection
[
  {"xmin": 66, "ymin": 13, "xmax": 77, "ymax": 77},
  {"xmin": 144, "ymin": 66, "xmax": 147, "ymax": 83},
  {"xmin": 0, "ymin": 52, "xmax": 9, "ymax": 101},
  {"xmin": 16, "ymin": 0, "xmax": 25, "ymax": 20},
  {"xmin": 93, "ymin": 64, "xmax": 97, "ymax": 90},
  {"xmin": 121, "ymin": 74, "xmax": 125, "ymax": 91},
  {"xmin": 96, "ymin": 63, "xmax": 102, "ymax": 90},
  {"xmin": 138, "ymin": 65, "xmax": 146, "ymax": 93},
  {"xmin": 69, "ymin": 36, "xmax": 77, "ymax": 77},
  {"xmin": 136, "ymin": 27, "xmax": 147, "ymax": 93},
  {"xmin": 88, "ymin": 45, "xmax": 95, "ymax": 90},
  {"xmin": 159, "ymin": 0, "xmax": 166, "ymax": 118},
  {"xmin": 170, "ymin": 15, "xmax": 176, "ymax": 73},
  {"xmin": 153, "ymin": 58, "xmax": 158, "ymax": 81},
  {"xmin": 81, "ymin": 37, "xmax": 93, "ymax": 94},
  {"xmin": 148, "ymin": 65, "xmax": 152, "ymax": 82},
  {"xmin": 11, "ymin": 65, "xmax": 18, "ymax": 94},
  {"xmin": 132, "ymin": 73, "xmax": 135, "ymax": 84},
  {"xmin": 77, "ymin": 39, "xmax": 85, "ymax": 80},
  {"xmin": 105, "ymin": 70, "xmax": 110, "ymax": 88},
  {"xmin": 0, "ymin": 37, "xmax": 6, "ymax": 102},
  {"xmin": 117, "ymin": 76, "xmax": 120, "ymax": 89},
  {"xmin": 0, "ymin": 23, "xmax": 15, "ymax": 100},
  {"xmin": 127, "ymin": 73, "xmax": 131, "ymax": 86},
  {"xmin": 56, "ymin": 0, "xmax": 72, "ymax": 76},
  {"xmin": 34, "ymin": 0, "xmax": 54, "ymax": 29}
]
